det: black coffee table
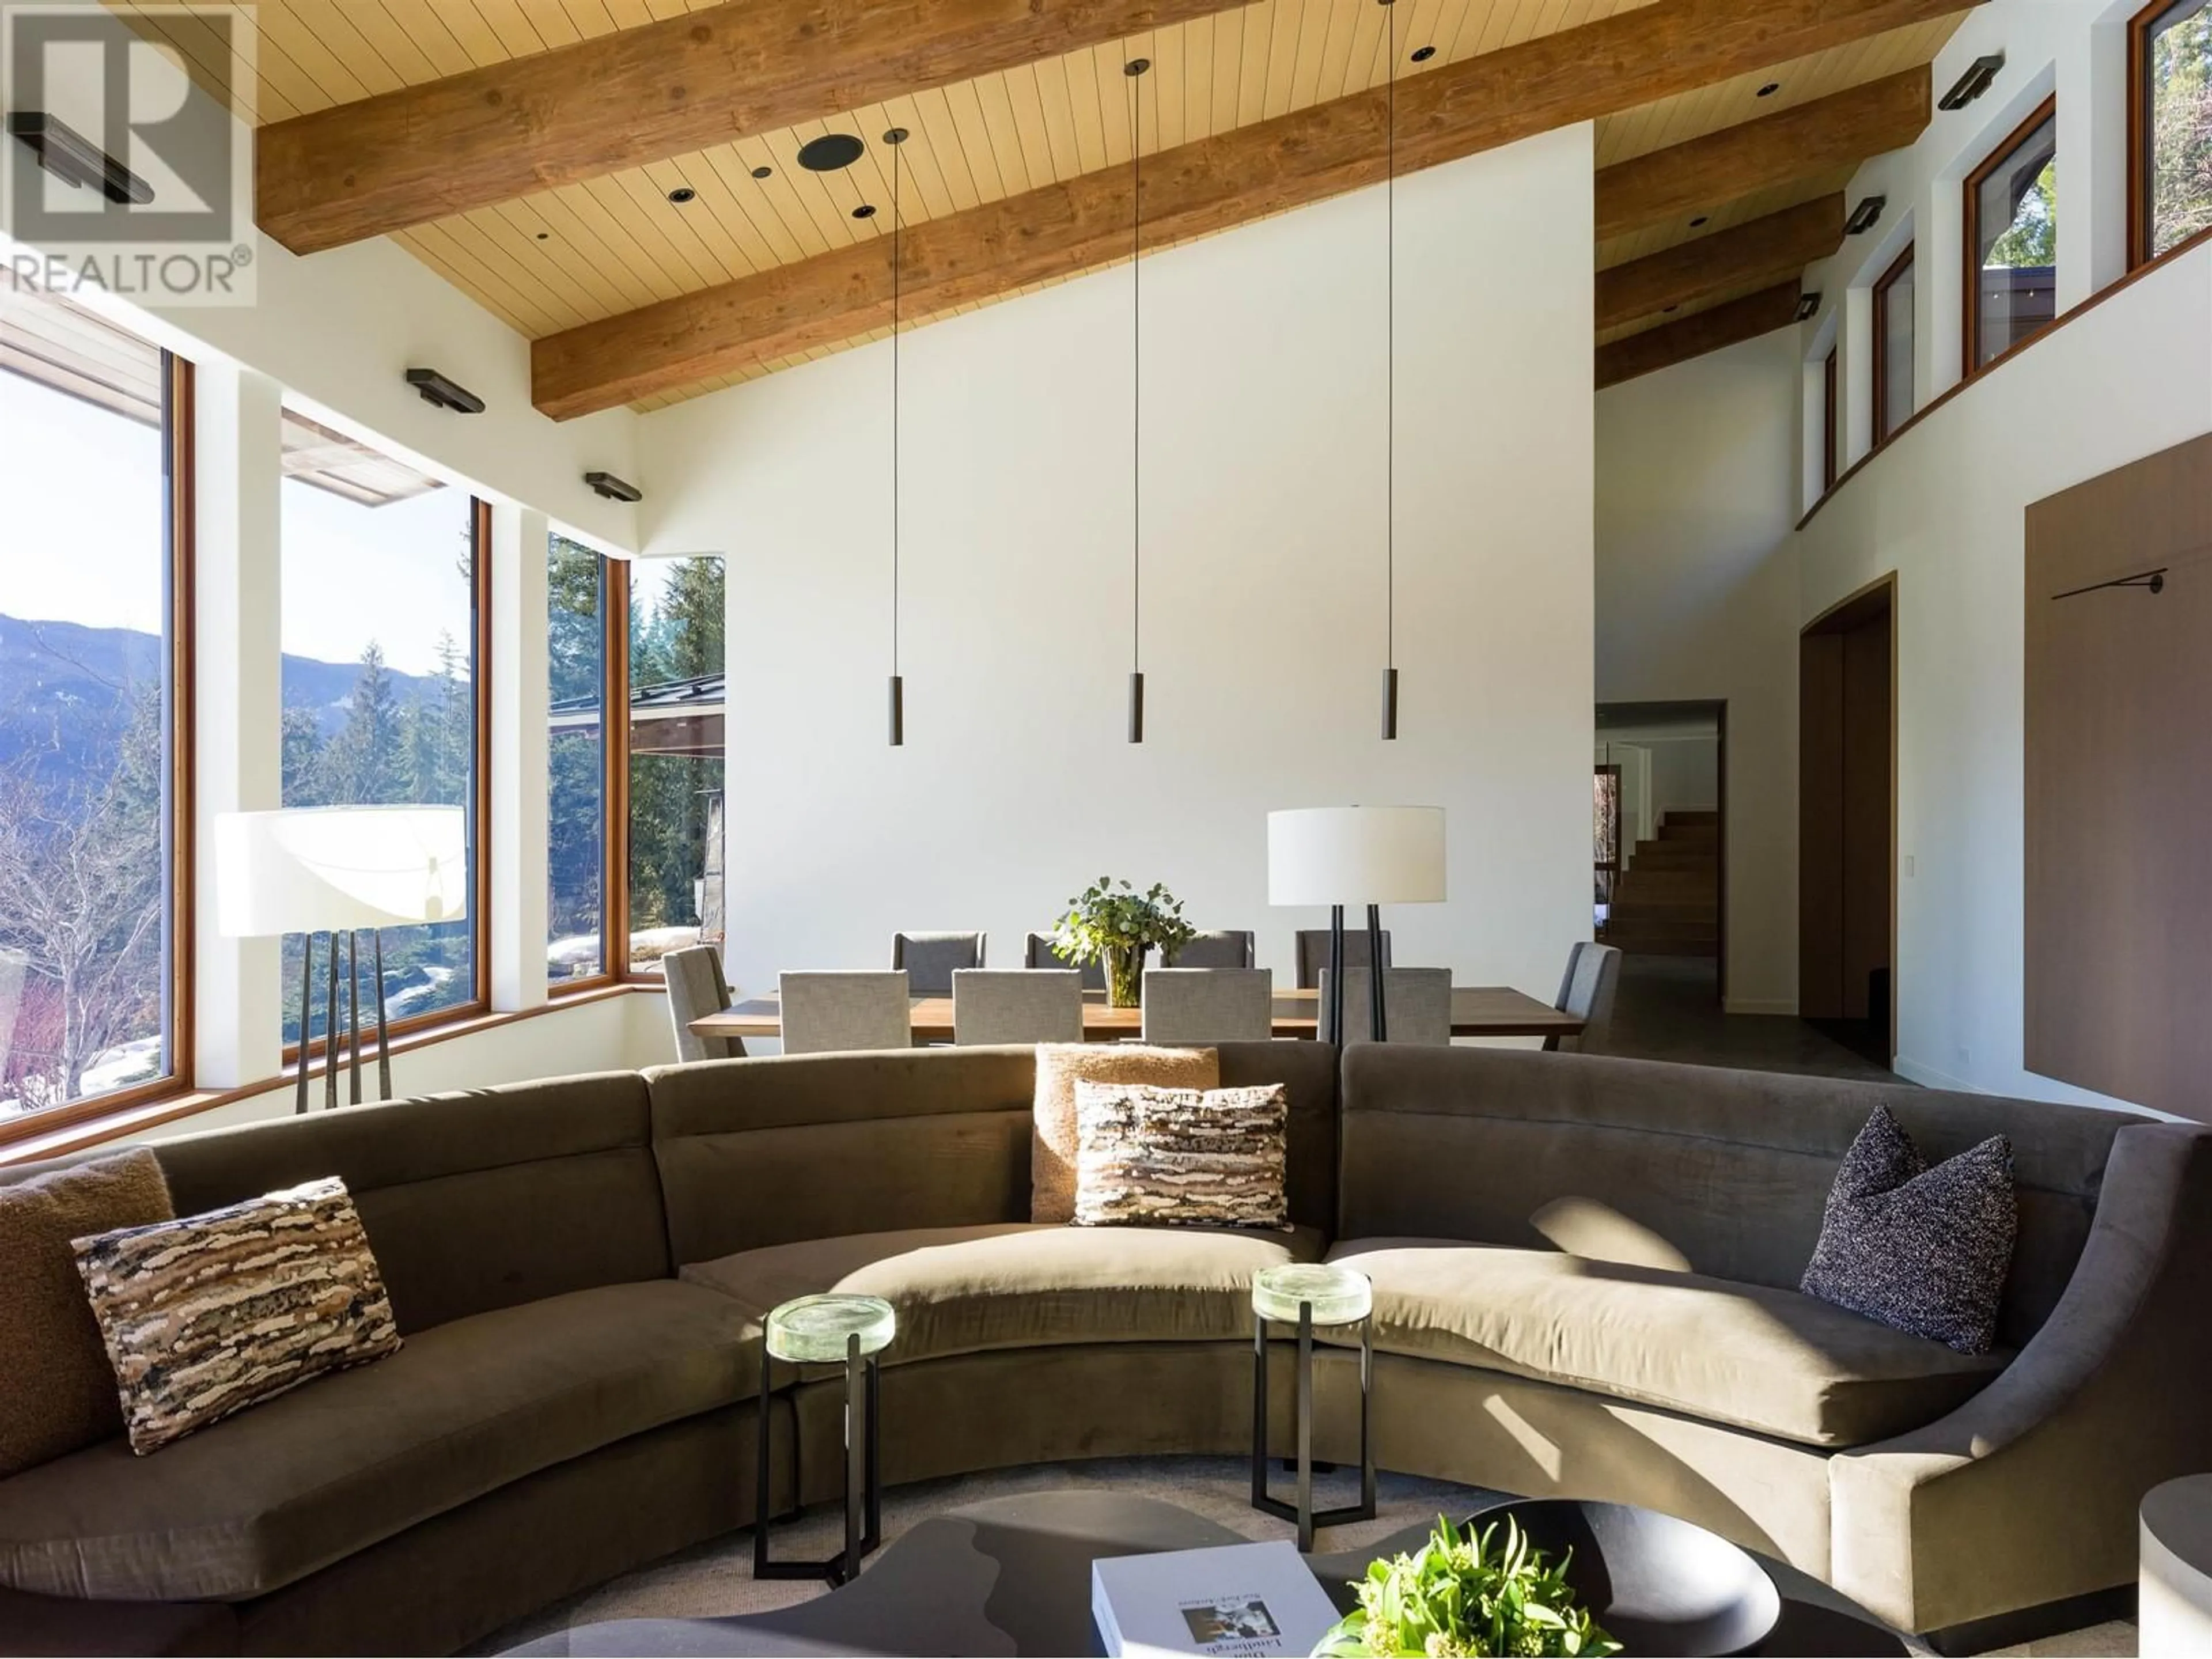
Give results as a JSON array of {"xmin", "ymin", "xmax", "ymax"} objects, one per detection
[{"xmin": 506, "ymin": 1490, "xmax": 1907, "ymax": 1657}]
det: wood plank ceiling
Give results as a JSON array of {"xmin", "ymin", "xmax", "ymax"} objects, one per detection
[{"xmin": 111, "ymin": 0, "xmax": 1965, "ymax": 410}]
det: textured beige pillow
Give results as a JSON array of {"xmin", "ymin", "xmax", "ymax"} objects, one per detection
[
  {"xmin": 1074, "ymin": 1082, "xmax": 1289, "ymax": 1229},
  {"xmin": 0, "ymin": 1149, "xmax": 172, "ymax": 1475},
  {"xmin": 1031, "ymin": 1043, "xmax": 1217, "ymax": 1222},
  {"xmin": 75, "ymin": 1176, "xmax": 401, "ymax": 1455}
]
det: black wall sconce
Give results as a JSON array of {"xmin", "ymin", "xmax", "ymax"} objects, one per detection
[
  {"xmin": 405, "ymin": 368, "xmax": 484, "ymax": 414},
  {"xmin": 1844, "ymin": 196, "xmax": 1887, "ymax": 237},
  {"xmin": 6, "ymin": 112, "xmax": 150, "ymax": 202},
  {"xmin": 1940, "ymin": 53, "xmax": 2005, "ymax": 112},
  {"xmin": 1796, "ymin": 291, "xmax": 1823, "ymax": 321},
  {"xmin": 584, "ymin": 471, "xmax": 642, "ymax": 503}
]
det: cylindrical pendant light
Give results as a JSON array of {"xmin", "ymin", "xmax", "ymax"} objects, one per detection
[
  {"xmin": 1126, "ymin": 56, "xmax": 1150, "ymax": 745},
  {"xmin": 1381, "ymin": 0, "xmax": 1400, "ymax": 741},
  {"xmin": 886, "ymin": 126, "xmax": 908, "ymax": 746}
]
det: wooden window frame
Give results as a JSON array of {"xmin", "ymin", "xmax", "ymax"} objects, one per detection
[
  {"xmin": 1822, "ymin": 346, "xmax": 1840, "ymax": 495},
  {"xmin": 2130, "ymin": 0, "xmax": 2212, "ymax": 270},
  {"xmin": 0, "ymin": 351, "xmax": 197, "ymax": 1146},
  {"xmin": 1872, "ymin": 243, "xmax": 1915, "ymax": 449},
  {"xmin": 551, "ymin": 550, "xmax": 631, "ymax": 996},
  {"xmin": 282, "ymin": 493, "xmax": 496, "ymax": 1069},
  {"xmin": 1963, "ymin": 94, "xmax": 2060, "ymax": 382}
]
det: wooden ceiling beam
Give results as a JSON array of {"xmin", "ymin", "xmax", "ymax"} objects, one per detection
[
  {"xmin": 1594, "ymin": 194, "xmax": 1843, "ymax": 331},
  {"xmin": 1596, "ymin": 283, "xmax": 1804, "ymax": 389},
  {"xmin": 256, "ymin": 0, "xmax": 1251, "ymax": 256},
  {"xmin": 1595, "ymin": 66, "xmax": 1931, "ymax": 243},
  {"xmin": 532, "ymin": 0, "xmax": 1964, "ymax": 418}
]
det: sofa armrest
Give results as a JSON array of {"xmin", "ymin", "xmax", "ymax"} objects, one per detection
[{"xmin": 1829, "ymin": 1122, "xmax": 2212, "ymax": 1634}]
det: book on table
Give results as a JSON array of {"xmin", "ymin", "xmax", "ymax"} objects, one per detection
[{"xmin": 1092, "ymin": 1540, "xmax": 1343, "ymax": 1658}]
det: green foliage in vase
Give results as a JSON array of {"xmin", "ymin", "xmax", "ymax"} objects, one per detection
[
  {"xmin": 1314, "ymin": 1516, "xmax": 1621, "ymax": 1659},
  {"xmin": 1050, "ymin": 877, "xmax": 1196, "ymax": 965}
]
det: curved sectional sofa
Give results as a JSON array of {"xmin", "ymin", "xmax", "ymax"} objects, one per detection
[{"xmin": 3, "ymin": 1041, "xmax": 2209, "ymax": 1656}]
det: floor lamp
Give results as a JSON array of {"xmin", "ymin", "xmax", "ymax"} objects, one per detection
[
  {"xmin": 216, "ymin": 806, "xmax": 470, "ymax": 1112},
  {"xmin": 1268, "ymin": 806, "xmax": 1447, "ymax": 1043}
]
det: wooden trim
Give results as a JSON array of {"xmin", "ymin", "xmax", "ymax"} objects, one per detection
[
  {"xmin": 166, "ymin": 351, "xmax": 196, "ymax": 1104},
  {"xmin": 1871, "ymin": 241, "xmax": 1914, "ymax": 448},
  {"xmin": 2128, "ymin": 0, "xmax": 2212, "ymax": 271},
  {"xmin": 0, "ymin": 984, "xmax": 652, "ymax": 1161},
  {"xmin": 1593, "ymin": 283, "xmax": 1802, "ymax": 389},
  {"xmin": 1823, "ymin": 345, "xmax": 1840, "ymax": 494},
  {"xmin": 550, "ymin": 551, "xmax": 630, "ymax": 995},
  {"xmin": 1796, "ymin": 206, "xmax": 2212, "ymax": 533},
  {"xmin": 1961, "ymin": 93, "xmax": 2058, "ymax": 381},
  {"xmin": 1594, "ymin": 195, "xmax": 1843, "ymax": 332},
  {"xmin": 470, "ymin": 496, "xmax": 495, "ymax": 1012}
]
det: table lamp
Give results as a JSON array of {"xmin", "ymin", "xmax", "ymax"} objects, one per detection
[
  {"xmin": 216, "ymin": 806, "xmax": 469, "ymax": 1111},
  {"xmin": 1268, "ymin": 806, "xmax": 1446, "ymax": 1043}
]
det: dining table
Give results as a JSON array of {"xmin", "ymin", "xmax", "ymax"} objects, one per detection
[{"xmin": 689, "ymin": 985, "xmax": 1584, "ymax": 1045}]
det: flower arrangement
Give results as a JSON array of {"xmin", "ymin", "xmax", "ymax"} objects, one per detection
[
  {"xmin": 1050, "ymin": 878, "xmax": 1197, "ymax": 1007},
  {"xmin": 1315, "ymin": 1516, "xmax": 1620, "ymax": 1658}
]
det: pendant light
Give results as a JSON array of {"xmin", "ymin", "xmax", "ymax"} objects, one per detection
[
  {"xmin": 1126, "ymin": 56, "xmax": 1150, "ymax": 745},
  {"xmin": 1380, "ymin": 0, "xmax": 1400, "ymax": 741},
  {"xmin": 886, "ymin": 124, "xmax": 908, "ymax": 747}
]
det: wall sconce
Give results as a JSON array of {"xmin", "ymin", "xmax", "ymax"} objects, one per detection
[
  {"xmin": 1844, "ymin": 196, "xmax": 1887, "ymax": 237},
  {"xmin": 405, "ymin": 368, "xmax": 484, "ymax": 414},
  {"xmin": 584, "ymin": 471, "xmax": 642, "ymax": 503},
  {"xmin": 1939, "ymin": 54, "xmax": 2005, "ymax": 112}
]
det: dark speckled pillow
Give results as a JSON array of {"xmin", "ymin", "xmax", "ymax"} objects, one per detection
[{"xmin": 1801, "ymin": 1105, "xmax": 2017, "ymax": 1355}]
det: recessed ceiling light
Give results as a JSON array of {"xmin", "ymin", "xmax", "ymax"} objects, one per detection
[
  {"xmin": 1411, "ymin": 45, "xmax": 1435, "ymax": 61},
  {"xmin": 1757, "ymin": 82, "xmax": 1781, "ymax": 97},
  {"xmin": 667, "ymin": 185, "xmax": 696, "ymax": 204},
  {"xmin": 797, "ymin": 132, "xmax": 866, "ymax": 172},
  {"xmin": 1663, "ymin": 305, "xmax": 1679, "ymax": 314},
  {"xmin": 534, "ymin": 230, "xmax": 549, "ymax": 241},
  {"xmin": 853, "ymin": 203, "xmax": 876, "ymax": 219},
  {"xmin": 1691, "ymin": 215, "xmax": 1710, "ymax": 228},
  {"xmin": 751, "ymin": 164, "xmax": 772, "ymax": 179}
]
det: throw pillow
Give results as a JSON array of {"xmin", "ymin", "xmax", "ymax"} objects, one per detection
[
  {"xmin": 1801, "ymin": 1104, "xmax": 2017, "ymax": 1355},
  {"xmin": 0, "ymin": 1150, "xmax": 173, "ymax": 1476},
  {"xmin": 1031, "ymin": 1043, "xmax": 1218, "ymax": 1223},
  {"xmin": 75, "ymin": 1176, "xmax": 402, "ymax": 1455},
  {"xmin": 1072, "ymin": 1081, "xmax": 1289, "ymax": 1229}
]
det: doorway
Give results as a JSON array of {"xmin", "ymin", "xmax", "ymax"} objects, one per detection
[
  {"xmin": 1799, "ymin": 577, "xmax": 1895, "ymax": 1066},
  {"xmin": 1594, "ymin": 701, "xmax": 1726, "ymax": 1006}
]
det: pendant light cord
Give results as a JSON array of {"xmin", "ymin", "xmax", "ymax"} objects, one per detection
[
  {"xmin": 891, "ymin": 134, "xmax": 902, "ymax": 681},
  {"xmin": 1386, "ymin": 0, "xmax": 1396, "ymax": 676},
  {"xmin": 1131, "ymin": 66, "xmax": 1142, "ymax": 677}
]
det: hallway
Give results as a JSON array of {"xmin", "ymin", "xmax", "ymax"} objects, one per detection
[{"xmin": 1603, "ymin": 955, "xmax": 1896, "ymax": 1084}]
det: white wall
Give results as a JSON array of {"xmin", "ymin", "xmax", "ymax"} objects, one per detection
[
  {"xmin": 1596, "ymin": 328, "xmax": 1804, "ymax": 1013},
  {"xmin": 1647, "ymin": 738, "xmax": 1719, "ymax": 823},
  {"xmin": 643, "ymin": 127, "xmax": 1597, "ymax": 1003}
]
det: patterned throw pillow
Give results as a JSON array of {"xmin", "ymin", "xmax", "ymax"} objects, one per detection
[
  {"xmin": 1031, "ymin": 1043, "xmax": 1219, "ymax": 1223},
  {"xmin": 74, "ymin": 1177, "xmax": 402, "ymax": 1454},
  {"xmin": 1801, "ymin": 1105, "xmax": 2017, "ymax": 1355},
  {"xmin": 1073, "ymin": 1082, "xmax": 1289, "ymax": 1229}
]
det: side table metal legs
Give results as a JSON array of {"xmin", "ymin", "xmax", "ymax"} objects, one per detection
[
  {"xmin": 754, "ymin": 1331, "xmax": 882, "ymax": 1585},
  {"xmin": 1251, "ymin": 1301, "xmax": 1374, "ymax": 1551}
]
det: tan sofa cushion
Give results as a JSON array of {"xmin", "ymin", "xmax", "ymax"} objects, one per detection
[
  {"xmin": 684, "ymin": 1222, "xmax": 1324, "ymax": 1361},
  {"xmin": 1328, "ymin": 1239, "xmax": 2009, "ymax": 1449},
  {"xmin": 0, "ymin": 1280, "xmax": 756, "ymax": 1603},
  {"xmin": 1031, "ymin": 1045, "xmax": 1217, "ymax": 1223}
]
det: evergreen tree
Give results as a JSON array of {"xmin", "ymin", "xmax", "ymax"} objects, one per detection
[
  {"xmin": 317, "ymin": 642, "xmax": 408, "ymax": 806},
  {"xmin": 280, "ymin": 707, "xmax": 325, "ymax": 806}
]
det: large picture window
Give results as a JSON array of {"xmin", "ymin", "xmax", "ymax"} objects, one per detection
[
  {"xmin": 278, "ymin": 416, "xmax": 488, "ymax": 1051},
  {"xmin": 548, "ymin": 535, "xmax": 624, "ymax": 988},
  {"xmin": 1966, "ymin": 100, "xmax": 2058, "ymax": 374},
  {"xmin": 0, "ymin": 279, "xmax": 190, "ymax": 1125},
  {"xmin": 1873, "ymin": 245, "xmax": 1915, "ymax": 446},
  {"xmin": 2134, "ymin": 0, "xmax": 2212, "ymax": 264},
  {"xmin": 626, "ymin": 557, "xmax": 725, "ymax": 977}
]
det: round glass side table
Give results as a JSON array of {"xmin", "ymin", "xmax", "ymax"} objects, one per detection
[
  {"xmin": 754, "ymin": 1293, "xmax": 896, "ymax": 1586},
  {"xmin": 1251, "ymin": 1263, "xmax": 1376, "ymax": 1552}
]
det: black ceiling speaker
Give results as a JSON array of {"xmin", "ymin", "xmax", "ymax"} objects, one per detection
[
  {"xmin": 1845, "ymin": 195, "xmax": 1887, "ymax": 236},
  {"xmin": 1939, "ymin": 52, "xmax": 2005, "ymax": 111},
  {"xmin": 584, "ymin": 471, "xmax": 642, "ymax": 503},
  {"xmin": 5, "ymin": 112, "xmax": 151, "ymax": 203},
  {"xmin": 405, "ymin": 369, "xmax": 485, "ymax": 414},
  {"xmin": 797, "ymin": 132, "xmax": 866, "ymax": 172}
]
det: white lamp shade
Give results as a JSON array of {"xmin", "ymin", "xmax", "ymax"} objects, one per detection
[
  {"xmin": 1267, "ymin": 806, "xmax": 1447, "ymax": 906},
  {"xmin": 215, "ymin": 806, "xmax": 471, "ymax": 937}
]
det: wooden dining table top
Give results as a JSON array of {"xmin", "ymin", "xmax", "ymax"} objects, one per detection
[{"xmin": 691, "ymin": 985, "xmax": 1583, "ymax": 1043}]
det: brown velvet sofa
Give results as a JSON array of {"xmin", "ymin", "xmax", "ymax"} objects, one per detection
[{"xmin": 1, "ymin": 1042, "xmax": 2205, "ymax": 1656}]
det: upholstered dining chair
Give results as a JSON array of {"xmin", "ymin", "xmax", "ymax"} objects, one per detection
[
  {"xmin": 951, "ymin": 970, "xmax": 1084, "ymax": 1044},
  {"xmin": 1168, "ymin": 930, "xmax": 1256, "ymax": 969},
  {"xmin": 1140, "ymin": 968, "xmax": 1273, "ymax": 1045},
  {"xmin": 1544, "ymin": 941, "xmax": 1622, "ymax": 1055},
  {"xmin": 1318, "ymin": 967, "xmax": 1451, "ymax": 1046},
  {"xmin": 1294, "ymin": 927, "xmax": 1392, "ymax": 988},
  {"xmin": 892, "ymin": 931, "xmax": 986, "ymax": 996},
  {"xmin": 1025, "ymin": 931, "xmax": 1107, "ymax": 990},
  {"xmin": 663, "ymin": 944, "xmax": 743, "ymax": 1062},
  {"xmin": 779, "ymin": 971, "xmax": 913, "ymax": 1055}
]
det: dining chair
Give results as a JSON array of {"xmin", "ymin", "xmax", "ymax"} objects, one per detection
[
  {"xmin": 663, "ymin": 944, "xmax": 744, "ymax": 1062},
  {"xmin": 1168, "ymin": 930, "xmax": 1256, "ymax": 969},
  {"xmin": 892, "ymin": 932, "xmax": 986, "ymax": 996},
  {"xmin": 1317, "ymin": 967, "xmax": 1450, "ymax": 1046},
  {"xmin": 1141, "ymin": 968, "xmax": 1273, "ymax": 1045},
  {"xmin": 1294, "ymin": 928, "xmax": 1392, "ymax": 988},
  {"xmin": 951, "ymin": 970, "xmax": 1084, "ymax": 1045},
  {"xmin": 1544, "ymin": 941, "xmax": 1622, "ymax": 1055},
  {"xmin": 1025, "ymin": 931, "xmax": 1106, "ymax": 991},
  {"xmin": 779, "ymin": 970, "xmax": 913, "ymax": 1055}
]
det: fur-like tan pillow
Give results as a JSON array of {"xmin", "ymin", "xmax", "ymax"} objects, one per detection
[
  {"xmin": 1031, "ymin": 1043, "xmax": 1217, "ymax": 1223},
  {"xmin": 0, "ymin": 1149, "xmax": 172, "ymax": 1475}
]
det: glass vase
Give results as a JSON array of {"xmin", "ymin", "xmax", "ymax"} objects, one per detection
[{"xmin": 1105, "ymin": 944, "xmax": 1146, "ymax": 1009}]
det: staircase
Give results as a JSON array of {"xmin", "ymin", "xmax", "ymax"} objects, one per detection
[{"xmin": 1603, "ymin": 810, "xmax": 1718, "ymax": 957}]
